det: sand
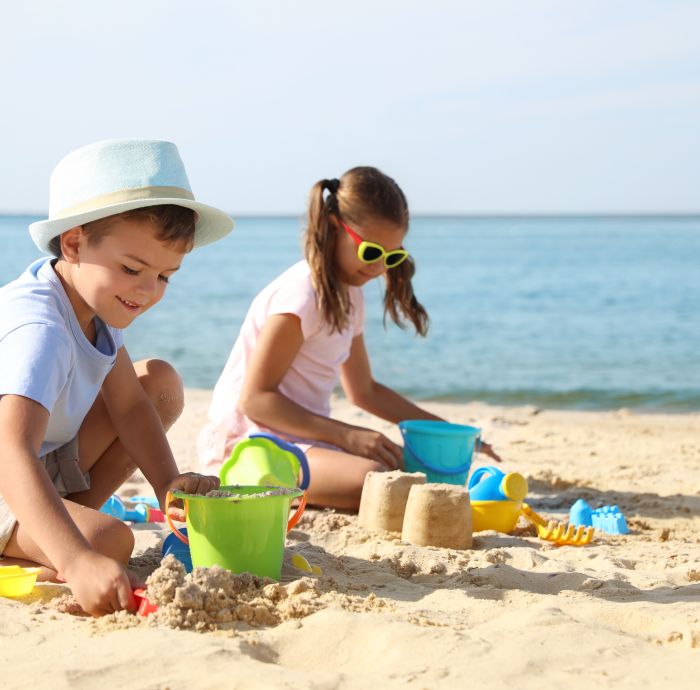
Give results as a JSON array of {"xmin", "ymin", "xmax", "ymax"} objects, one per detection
[{"xmin": 2, "ymin": 388, "xmax": 700, "ymax": 688}]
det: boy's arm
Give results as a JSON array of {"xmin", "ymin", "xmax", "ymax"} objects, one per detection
[
  {"xmin": 0, "ymin": 395, "xmax": 93, "ymax": 570},
  {"xmin": 100, "ymin": 347, "xmax": 216, "ymax": 507},
  {"xmin": 0, "ymin": 394, "xmax": 135, "ymax": 612}
]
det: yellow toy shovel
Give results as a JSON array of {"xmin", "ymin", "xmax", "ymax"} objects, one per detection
[{"xmin": 521, "ymin": 503, "xmax": 595, "ymax": 546}]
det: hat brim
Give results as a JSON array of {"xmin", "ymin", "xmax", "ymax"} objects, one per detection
[{"xmin": 29, "ymin": 198, "xmax": 234, "ymax": 254}]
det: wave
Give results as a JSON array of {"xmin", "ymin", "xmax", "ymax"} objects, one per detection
[{"xmin": 418, "ymin": 387, "xmax": 700, "ymax": 412}]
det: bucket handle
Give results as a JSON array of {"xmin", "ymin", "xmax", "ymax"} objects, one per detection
[
  {"xmin": 399, "ymin": 426, "xmax": 480, "ymax": 475},
  {"xmin": 467, "ymin": 466, "xmax": 500, "ymax": 490},
  {"xmin": 166, "ymin": 491, "xmax": 189, "ymax": 545},
  {"xmin": 288, "ymin": 491, "xmax": 307, "ymax": 531},
  {"xmin": 165, "ymin": 489, "xmax": 308, "ymax": 546}
]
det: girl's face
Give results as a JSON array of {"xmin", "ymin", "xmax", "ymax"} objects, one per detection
[{"xmin": 333, "ymin": 216, "xmax": 407, "ymax": 287}]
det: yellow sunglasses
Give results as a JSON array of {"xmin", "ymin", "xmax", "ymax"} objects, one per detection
[{"xmin": 340, "ymin": 221, "xmax": 409, "ymax": 268}]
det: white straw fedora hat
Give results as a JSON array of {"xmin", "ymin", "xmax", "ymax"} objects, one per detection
[{"xmin": 29, "ymin": 139, "xmax": 234, "ymax": 254}]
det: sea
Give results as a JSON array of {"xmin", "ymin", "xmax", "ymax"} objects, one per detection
[{"xmin": 1, "ymin": 214, "xmax": 699, "ymax": 411}]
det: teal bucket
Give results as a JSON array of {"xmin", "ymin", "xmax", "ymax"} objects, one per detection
[{"xmin": 399, "ymin": 420, "xmax": 481, "ymax": 485}]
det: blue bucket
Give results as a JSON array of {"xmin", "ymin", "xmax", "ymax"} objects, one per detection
[
  {"xmin": 399, "ymin": 420, "xmax": 480, "ymax": 485},
  {"xmin": 162, "ymin": 527, "xmax": 193, "ymax": 573}
]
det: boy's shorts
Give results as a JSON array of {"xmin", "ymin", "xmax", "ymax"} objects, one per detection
[{"xmin": 0, "ymin": 437, "xmax": 90, "ymax": 555}]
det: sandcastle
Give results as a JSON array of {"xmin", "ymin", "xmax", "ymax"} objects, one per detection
[
  {"xmin": 358, "ymin": 470, "xmax": 427, "ymax": 532},
  {"xmin": 401, "ymin": 483, "xmax": 472, "ymax": 550},
  {"xmin": 358, "ymin": 471, "xmax": 472, "ymax": 550}
]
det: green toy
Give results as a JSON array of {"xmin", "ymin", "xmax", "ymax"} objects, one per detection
[
  {"xmin": 219, "ymin": 433, "xmax": 310, "ymax": 489},
  {"xmin": 166, "ymin": 485, "xmax": 307, "ymax": 580}
]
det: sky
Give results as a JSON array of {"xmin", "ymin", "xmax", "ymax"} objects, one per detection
[{"xmin": 1, "ymin": 1, "xmax": 698, "ymax": 215}]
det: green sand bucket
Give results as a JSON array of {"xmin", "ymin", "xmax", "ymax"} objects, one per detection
[
  {"xmin": 166, "ymin": 486, "xmax": 307, "ymax": 580},
  {"xmin": 399, "ymin": 420, "xmax": 481, "ymax": 485}
]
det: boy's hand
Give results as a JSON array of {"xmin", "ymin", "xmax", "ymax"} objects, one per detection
[
  {"xmin": 64, "ymin": 551, "xmax": 136, "ymax": 617},
  {"xmin": 160, "ymin": 472, "xmax": 220, "ymax": 522}
]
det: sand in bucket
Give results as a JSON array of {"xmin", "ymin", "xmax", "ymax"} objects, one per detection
[
  {"xmin": 166, "ymin": 485, "xmax": 306, "ymax": 581},
  {"xmin": 399, "ymin": 420, "xmax": 480, "ymax": 485}
]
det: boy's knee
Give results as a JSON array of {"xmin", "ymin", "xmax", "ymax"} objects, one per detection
[
  {"xmin": 137, "ymin": 358, "xmax": 185, "ymax": 429},
  {"xmin": 87, "ymin": 516, "xmax": 134, "ymax": 564}
]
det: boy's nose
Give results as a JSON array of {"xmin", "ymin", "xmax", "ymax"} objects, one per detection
[{"xmin": 136, "ymin": 275, "xmax": 159, "ymax": 299}]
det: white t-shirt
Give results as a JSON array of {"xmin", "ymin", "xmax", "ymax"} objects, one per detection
[
  {"xmin": 0, "ymin": 258, "xmax": 123, "ymax": 456},
  {"xmin": 197, "ymin": 260, "xmax": 364, "ymax": 471}
]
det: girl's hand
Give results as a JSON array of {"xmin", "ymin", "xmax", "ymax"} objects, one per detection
[
  {"xmin": 343, "ymin": 428, "xmax": 404, "ymax": 470},
  {"xmin": 159, "ymin": 472, "xmax": 220, "ymax": 521},
  {"xmin": 478, "ymin": 440, "xmax": 503, "ymax": 463}
]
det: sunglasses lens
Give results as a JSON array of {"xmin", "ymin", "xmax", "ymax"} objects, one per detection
[
  {"xmin": 386, "ymin": 252, "xmax": 407, "ymax": 267},
  {"xmin": 361, "ymin": 246, "xmax": 383, "ymax": 262}
]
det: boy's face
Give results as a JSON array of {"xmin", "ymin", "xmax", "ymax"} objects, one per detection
[{"xmin": 64, "ymin": 217, "xmax": 186, "ymax": 329}]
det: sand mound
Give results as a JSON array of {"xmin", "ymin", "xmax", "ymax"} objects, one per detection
[{"xmin": 4, "ymin": 394, "xmax": 700, "ymax": 689}]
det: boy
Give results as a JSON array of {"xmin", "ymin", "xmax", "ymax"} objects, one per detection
[{"xmin": 0, "ymin": 139, "xmax": 233, "ymax": 616}]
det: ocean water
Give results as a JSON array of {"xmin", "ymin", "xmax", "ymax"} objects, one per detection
[{"xmin": 1, "ymin": 214, "xmax": 699, "ymax": 411}]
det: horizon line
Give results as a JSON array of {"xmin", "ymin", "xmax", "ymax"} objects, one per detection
[{"xmin": 2, "ymin": 210, "xmax": 700, "ymax": 220}]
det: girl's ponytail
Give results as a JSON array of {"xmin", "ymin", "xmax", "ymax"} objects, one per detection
[
  {"xmin": 383, "ymin": 258, "xmax": 429, "ymax": 336},
  {"xmin": 305, "ymin": 179, "xmax": 352, "ymax": 333}
]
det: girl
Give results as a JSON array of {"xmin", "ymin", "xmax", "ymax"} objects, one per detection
[{"xmin": 198, "ymin": 167, "xmax": 500, "ymax": 509}]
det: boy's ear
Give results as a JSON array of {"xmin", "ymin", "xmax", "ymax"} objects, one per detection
[{"xmin": 59, "ymin": 227, "xmax": 83, "ymax": 263}]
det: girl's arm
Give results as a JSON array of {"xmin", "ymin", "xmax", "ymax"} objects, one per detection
[
  {"xmin": 238, "ymin": 314, "xmax": 402, "ymax": 468},
  {"xmin": 340, "ymin": 334, "xmax": 443, "ymax": 424},
  {"xmin": 340, "ymin": 335, "xmax": 503, "ymax": 462},
  {"xmin": 100, "ymin": 347, "xmax": 219, "ymax": 510}
]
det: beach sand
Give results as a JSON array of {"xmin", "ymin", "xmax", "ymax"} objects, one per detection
[{"xmin": 3, "ymin": 389, "xmax": 700, "ymax": 688}]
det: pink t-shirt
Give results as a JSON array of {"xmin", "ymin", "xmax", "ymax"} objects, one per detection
[{"xmin": 197, "ymin": 261, "xmax": 364, "ymax": 472}]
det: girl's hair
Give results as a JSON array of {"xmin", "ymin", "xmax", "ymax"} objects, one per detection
[
  {"xmin": 48, "ymin": 204, "xmax": 196, "ymax": 258},
  {"xmin": 304, "ymin": 166, "xmax": 429, "ymax": 336}
]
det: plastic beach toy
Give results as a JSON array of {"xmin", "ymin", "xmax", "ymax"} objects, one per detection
[
  {"xmin": 467, "ymin": 466, "xmax": 529, "ymax": 532},
  {"xmin": 291, "ymin": 553, "xmax": 322, "ymax": 575},
  {"xmin": 100, "ymin": 495, "xmax": 164, "ymax": 523},
  {"xmin": 569, "ymin": 499, "xmax": 629, "ymax": 534},
  {"xmin": 399, "ymin": 420, "xmax": 480, "ymax": 485},
  {"xmin": 521, "ymin": 503, "xmax": 595, "ymax": 546},
  {"xmin": 100, "ymin": 495, "xmax": 127, "ymax": 519},
  {"xmin": 591, "ymin": 505, "xmax": 629, "ymax": 534},
  {"xmin": 219, "ymin": 434, "xmax": 310, "ymax": 490},
  {"xmin": 162, "ymin": 528, "xmax": 193, "ymax": 572},
  {"xmin": 166, "ymin": 486, "xmax": 307, "ymax": 580},
  {"xmin": 468, "ymin": 466, "xmax": 529, "ymax": 502},
  {"xmin": 0, "ymin": 565, "xmax": 41, "ymax": 597},
  {"xmin": 133, "ymin": 588, "xmax": 159, "ymax": 617},
  {"xmin": 471, "ymin": 499, "xmax": 523, "ymax": 533},
  {"xmin": 129, "ymin": 495, "xmax": 160, "ymax": 509}
]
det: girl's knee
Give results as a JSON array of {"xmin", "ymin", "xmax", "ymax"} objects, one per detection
[{"xmin": 136, "ymin": 358, "xmax": 185, "ymax": 429}]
